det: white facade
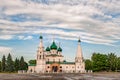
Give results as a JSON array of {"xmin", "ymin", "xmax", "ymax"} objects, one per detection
[{"xmin": 28, "ymin": 35, "xmax": 86, "ymax": 73}]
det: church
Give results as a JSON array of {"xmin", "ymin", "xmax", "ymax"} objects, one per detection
[{"xmin": 28, "ymin": 35, "xmax": 86, "ymax": 73}]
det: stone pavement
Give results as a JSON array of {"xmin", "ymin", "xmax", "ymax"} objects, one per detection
[{"xmin": 0, "ymin": 73, "xmax": 120, "ymax": 80}]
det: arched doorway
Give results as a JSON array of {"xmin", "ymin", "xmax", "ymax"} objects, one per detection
[
  {"xmin": 52, "ymin": 66, "xmax": 58, "ymax": 72},
  {"xmin": 50, "ymin": 63, "xmax": 60, "ymax": 72}
]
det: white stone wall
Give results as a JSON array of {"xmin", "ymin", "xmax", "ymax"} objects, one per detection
[
  {"xmin": 75, "ymin": 62, "xmax": 85, "ymax": 73},
  {"xmin": 46, "ymin": 56, "xmax": 64, "ymax": 62},
  {"xmin": 28, "ymin": 66, "xmax": 35, "ymax": 73},
  {"xmin": 60, "ymin": 64, "xmax": 75, "ymax": 73}
]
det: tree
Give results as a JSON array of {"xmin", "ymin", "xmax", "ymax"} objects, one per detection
[
  {"xmin": 19, "ymin": 56, "xmax": 28, "ymax": 70},
  {"xmin": 85, "ymin": 59, "xmax": 93, "ymax": 70},
  {"xmin": 0, "ymin": 61, "xmax": 1, "ymax": 72},
  {"xmin": 1, "ymin": 55, "xmax": 6, "ymax": 72},
  {"xmin": 92, "ymin": 53, "xmax": 108, "ymax": 72},
  {"xmin": 28, "ymin": 60, "xmax": 36, "ymax": 64},
  {"xmin": 14, "ymin": 58, "xmax": 19, "ymax": 72},
  {"xmin": 117, "ymin": 57, "xmax": 120, "ymax": 71},
  {"xmin": 6, "ymin": 53, "xmax": 14, "ymax": 72},
  {"xmin": 107, "ymin": 53, "xmax": 117, "ymax": 71}
]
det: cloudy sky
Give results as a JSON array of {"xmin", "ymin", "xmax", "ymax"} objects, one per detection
[{"xmin": 0, "ymin": 0, "xmax": 120, "ymax": 61}]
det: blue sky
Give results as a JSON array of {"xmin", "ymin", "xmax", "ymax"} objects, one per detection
[{"xmin": 0, "ymin": 0, "xmax": 120, "ymax": 61}]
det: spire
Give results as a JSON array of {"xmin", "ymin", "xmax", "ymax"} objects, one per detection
[
  {"xmin": 76, "ymin": 37, "xmax": 83, "ymax": 61},
  {"xmin": 78, "ymin": 37, "xmax": 81, "ymax": 43}
]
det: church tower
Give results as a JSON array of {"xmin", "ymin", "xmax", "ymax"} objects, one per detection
[
  {"xmin": 75, "ymin": 38, "xmax": 85, "ymax": 73},
  {"xmin": 35, "ymin": 35, "xmax": 46, "ymax": 73}
]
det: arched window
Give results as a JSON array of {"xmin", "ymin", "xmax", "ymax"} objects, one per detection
[
  {"xmin": 43, "ymin": 55, "xmax": 44, "ymax": 59},
  {"xmin": 40, "ymin": 55, "xmax": 41, "ymax": 59}
]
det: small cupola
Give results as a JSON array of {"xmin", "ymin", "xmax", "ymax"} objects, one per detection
[
  {"xmin": 39, "ymin": 35, "xmax": 43, "ymax": 39},
  {"xmin": 46, "ymin": 46, "xmax": 50, "ymax": 51},
  {"xmin": 57, "ymin": 47, "xmax": 62, "ymax": 52}
]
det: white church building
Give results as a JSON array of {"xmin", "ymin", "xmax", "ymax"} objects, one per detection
[{"xmin": 28, "ymin": 35, "xmax": 86, "ymax": 73}]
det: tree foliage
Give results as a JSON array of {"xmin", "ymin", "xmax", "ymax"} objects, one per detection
[
  {"xmin": 92, "ymin": 53, "xmax": 108, "ymax": 71},
  {"xmin": 85, "ymin": 59, "xmax": 92, "ymax": 70},
  {"xmin": 28, "ymin": 60, "xmax": 36, "ymax": 64},
  {"xmin": 14, "ymin": 58, "xmax": 19, "ymax": 71},
  {"xmin": 6, "ymin": 53, "xmax": 14, "ymax": 72},
  {"xmin": 19, "ymin": 56, "xmax": 28, "ymax": 70},
  {"xmin": 85, "ymin": 52, "xmax": 120, "ymax": 72},
  {"xmin": 0, "ymin": 54, "xmax": 28, "ymax": 72},
  {"xmin": 1, "ymin": 55, "xmax": 6, "ymax": 72},
  {"xmin": 107, "ymin": 53, "xmax": 117, "ymax": 71}
]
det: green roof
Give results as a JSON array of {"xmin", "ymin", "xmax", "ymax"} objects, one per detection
[
  {"xmin": 50, "ymin": 41, "xmax": 57, "ymax": 50},
  {"xmin": 57, "ymin": 47, "xmax": 62, "ymax": 52},
  {"xmin": 78, "ymin": 39, "xmax": 81, "ymax": 42},
  {"xmin": 28, "ymin": 64, "xmax": 36, "ymax": 66},
  {"xmin": 46, "ymin": 46, "xmax": 50, "ymax": 51},
  {"xmin": 39, "ymin": 35, "xmax": 43, "ymax": 39},
  {"xmin": 46, "ymin": 61, "xmax": 75, "ymax": 64}
]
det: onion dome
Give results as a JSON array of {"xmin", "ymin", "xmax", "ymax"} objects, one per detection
[
  {"xmin": 78, "ymin": 38, "xmax": 81, "ymax": 42},
  {"xmin": 46, "ymin": 46, "xmax": 50, "ymax": 51},
  {"xmin": 50, "ymin": 41, "xmax": 57, "ymax": 50},
  {"xmin": 39, "ymin": 35, "xmax": 43, "ymax": 39},
  {"xmin": 57, "ymin": 47, "xmax": 62, "ymax": 52}
]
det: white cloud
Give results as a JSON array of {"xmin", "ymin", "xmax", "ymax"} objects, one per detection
[
  {"xmin": 0, "ymin": 0, "xmax": 120, "ymax": 45},
  {"xmin": 0, "ymin": 35, "xmax": 14, "ymax": 40},
  {"xmin": 0, "ymin": 46, "xmax": 13, "ymax": 54},
  {"xmin": 18, "ymin": 35, "xmax": 33, "ymax": 40}
]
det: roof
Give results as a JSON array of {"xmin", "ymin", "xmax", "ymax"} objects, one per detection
[
  {"xmin": 28, "ymin": 64, "xmax": 36, "ymax": 66},
  {"xmin": 50, "ymin": 41, "xmax": 57, "ymax": 50},
  {"xmin": 78, "ymin": 39, "xmax": 81, "ymax": 42},
  {"xmin": 39, "ymin": 35, "xmax": 43, "ymax": 39},
  {"xmin": 46, "ymin": 61, "xmax": 75, "ymax": 64},
  {"xmin": 57, "ymin": 47, "xmax": 62, "ymax": 52},
  {"xmin": 46, "ymin": 46, "xmax": 50, "ymax": 51}
]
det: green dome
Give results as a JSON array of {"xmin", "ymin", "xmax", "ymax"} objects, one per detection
[
  {"xmin": 57, "ymin": 47, "xmax": 62, "ymax": 52},
  {"xmin": 78, "ymin": 39, "xmax": 81, "ymax": 42},
  {"xmin": 50, "ymin": 41, "xmax": 57, "ymax": 50},
  {"xmin": 46, "ymin": 46, "xmax": 50, "ymax": 51},
  {"xmin": 39, "ymin": 35, "xmax": 43, "ymax": 39}
]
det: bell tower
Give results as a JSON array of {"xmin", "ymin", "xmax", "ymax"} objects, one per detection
[
  {"xmin": 75, "ymin": 38, "xmax": 85, "ymax": 73},
  {"xmin": 35, "ymin": 35, "xmax": 46, "ymax": 73}
]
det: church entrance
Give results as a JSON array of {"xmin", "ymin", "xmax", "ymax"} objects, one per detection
[
  {"xmin": 50, "ymin": 63, "xmax": 60, "ymax": 72},
  {"xmin": 52, "ymin": 66, "xmax": 58, "ymax": 72}
]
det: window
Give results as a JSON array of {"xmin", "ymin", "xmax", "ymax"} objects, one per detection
[
  {"xmin": 60, "ymin": 70, "xmax": 62, "ymax": 72},
  {"xmin": 48, "ymin": 66, "xmax": 49, "ymax": 68},
  {"xmin": 40, "ymin": 55, "xmax": 41, "ymax": 59}
]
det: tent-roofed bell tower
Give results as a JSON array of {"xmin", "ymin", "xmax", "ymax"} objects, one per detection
[
  {"xmin": 35, "ymin": 35, "xmax": 46, "ymax": 73},
  {"xmin": 75, "ymin": 37, "xmax": 85, "ymax": 73}
]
